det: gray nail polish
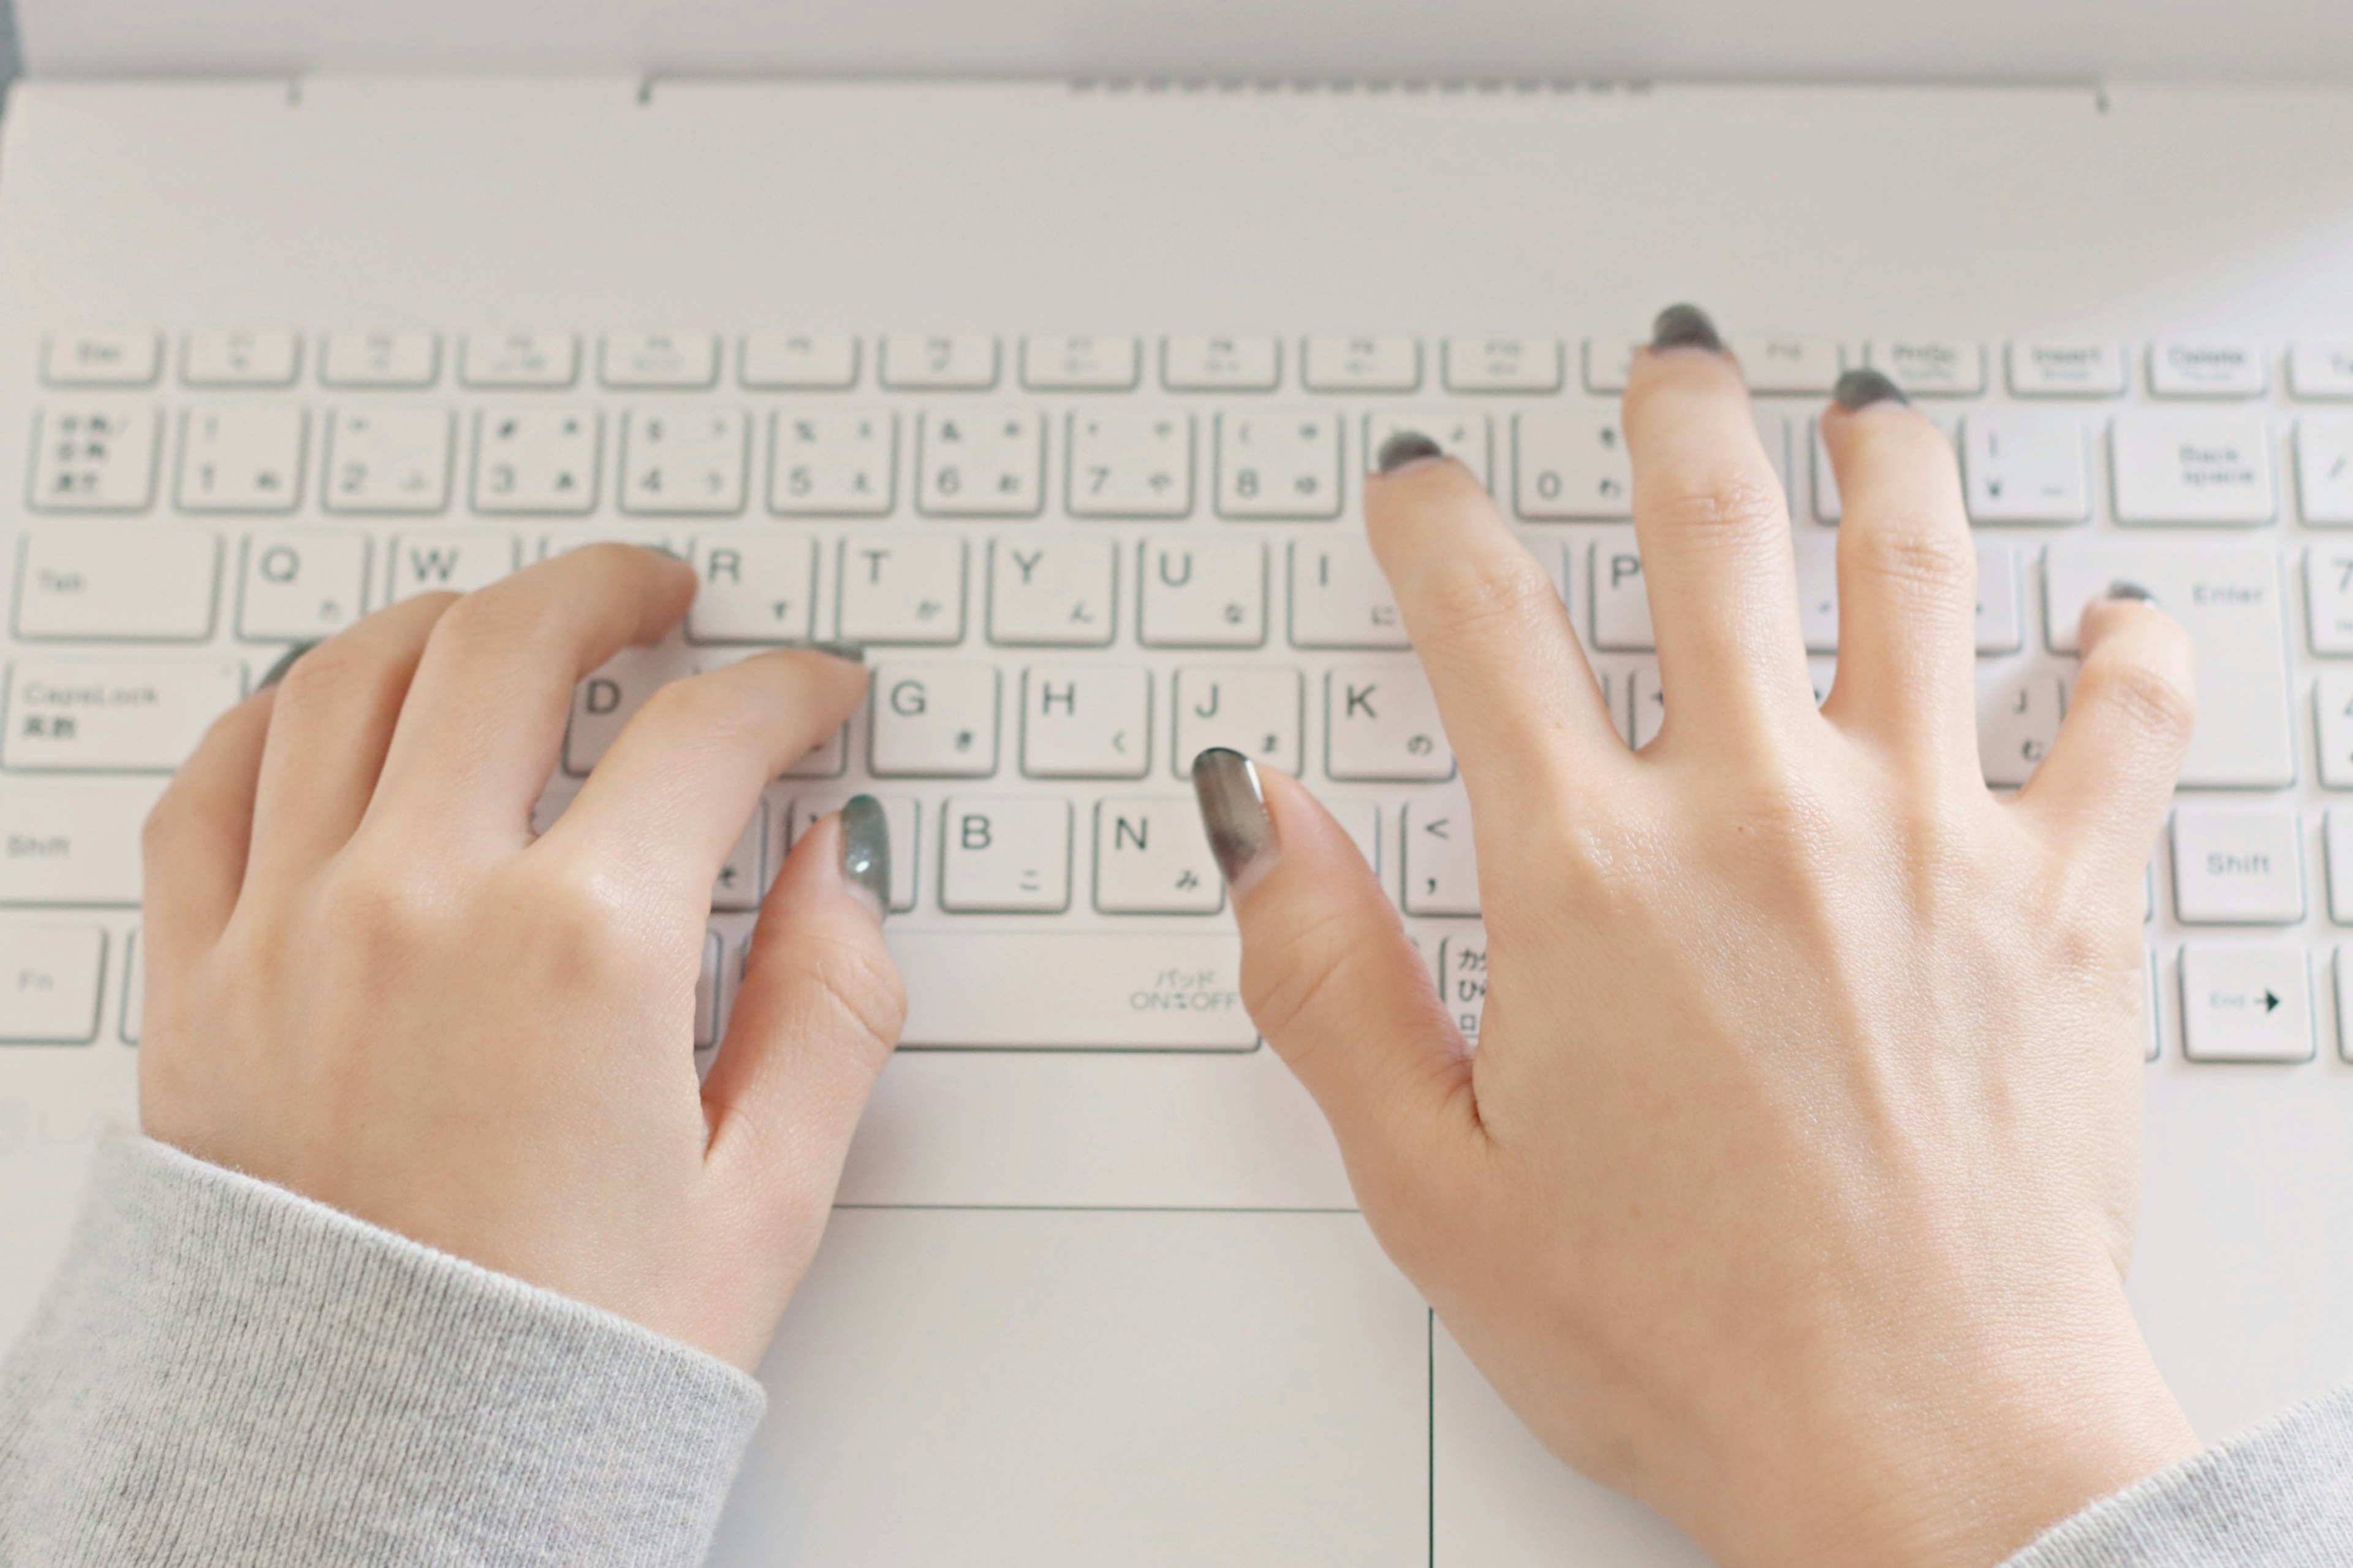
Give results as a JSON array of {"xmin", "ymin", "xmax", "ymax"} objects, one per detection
[
  {"xmin": 257, "ymin": 641, "xmax": 316, "ymax": 690},
  {"xmin": 1191, "ymin": 748, "xmax": 1276, "ymax": 894},
  {"xmin": 840, "ymin": 794, "xmax": 891, "ymax": 918},
  {"xmin": 1650, "ymin": 303, "xmax": 1723, "ymax": 354},
  {"xmin": 1833, "ymin": 368, "xmax": 1908, "ymax": 411},
  {"xmin": 2107, "ymin": 580, "xmax": 2158, "ymax": 607},
  {"xmin": 1375, "ymin": 431, "xmax": 1445, "ymax": 474}
]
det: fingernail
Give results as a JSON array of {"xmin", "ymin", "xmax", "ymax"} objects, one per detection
[
  {"xmin": 2106, "ymin": 580, "xmax": 2158, "ymax": 607},
  {"xmin": 1650, "ymin": 303, "xmax": 1723, "ymax": 354},
  {"xmin": 1833, "ymin": 368, "xmax": 1908, "ymax": 411},
  {"xmin": 840, "ymin": 795, "xmax": 890, "ymax": 920},
  {"xmin": 257, "ymin": 641, "xmax": 316, "ymax": 690},
  {"xmin": 1375, "ymin": 430, "xmax": 1446, "ymax": 474},
  {"xmin": 1191, "ymin": 748, "xmax": 1276, "ymax": 896}
]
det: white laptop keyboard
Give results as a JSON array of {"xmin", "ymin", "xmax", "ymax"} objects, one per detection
[{"xmin": 7, "ymin": 325, "xmax": 2351, "ymax": 1066}]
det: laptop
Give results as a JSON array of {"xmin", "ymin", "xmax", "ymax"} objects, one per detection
[{"xmin": 3, "ymin": 3, "xmax": 2352, "ymax": 1562}]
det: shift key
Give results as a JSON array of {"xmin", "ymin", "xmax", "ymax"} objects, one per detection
[
  {"xmin": 0, "ymin": 776, "xmax": 164, "ymax": 905},
  {"xmin": 2044, "ymin": 542, "xmax": 2292, "ymax": 787}
]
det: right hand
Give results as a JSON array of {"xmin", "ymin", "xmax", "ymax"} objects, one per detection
[{"xmin": 1193, "ymin": 309, "xmax": 2202, "ymax": 1568}]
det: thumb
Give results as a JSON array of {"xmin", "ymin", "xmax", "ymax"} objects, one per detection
[{"xmin": 1192, "ymin": 748, "xmax": 1477, "ymax": 1165}]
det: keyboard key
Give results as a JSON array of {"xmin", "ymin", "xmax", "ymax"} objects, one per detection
[
  {"xmin": 1979, "ymin": 671, "xmax": 2066, "ymax": 787},
  {"xmin": 881, "ymin": 334, "xmax": 998, "ymax": 390},
  {"xmin": 387, "ymin": 529, "xmax": 518, "ymax": 601},
  {"xmin": 2, "ymin": 657, "xmax": 244, "ymax": 772},
  {"xmin": 1302, "ymin": 335, "xmax": 1419, "ymax": 392},
  {"xmin": 1443, "ymin": 336, "xmax": 1562, "ymax": 393},
  {"xmin": 1365, "ymin": 411, "xmax": 1490, "ymax": 489},
  {"xmin": 1866, "ymin": 339, "xmax": 1985, "ymax": 396},
  {"xmin": 2309, "ymin": 548, "xmax": 2353, "ymax": 656},
  {"xmin": 2044, "ymin": 542, "xmax": 2293, "ymax": 788},
  {"xmin": 461, "ymin": 331, "xmax": 578, "ymax": 389},
  {"xmin": 240, "ymin": 529, "xmax": 371, "ymax": 642},
  {"xmin": 2172, "ymin": 809, "xmax": 2305, "ymax": 924},
  {"xmin": 2110, "ymin": 415, "xmax": 2276, "ymax": 526},
  {"xmin": 324, "ymin": 406, "xmax": 453, "ymax": 513},
  {"xmin": 30, "ymin": 404, "xmax": 160, "ymax": 512},
  {"xmin": 562, "ymin": 643, "xmax": 697, "ymax": 776},
  {"xmin": 600, "ymin": 331, "xmax": 718, "ymax": 390},
  {"xmin": 838, "ymin": 536, "xmax": 967, "ymax": 644},
  {"xmin": 740, "ymin": 333, "xmax": 859, "ymax": 390},
  {"xmin": 1217, "ymin": 411, "xmax": 1341, "ymax": 520},
  {"xmin": 183, "ymin": 328, "xmax": 300, "ymax": 388},
  {"xmin": 2289, "ymin": 343, "xmax": 2353, "ymax": 400},
  {"xmin": 1628, "ymin": 664, "xmax": 1665, "ymax": 748},
  {"xmin": 0, "ymin": 776, "xmax": 164, "ymax": 905},
  {"xmin": 687, "ymin": 534, "xmax": 816, "ymax": 643},
  {"xmin": 1093, "ymin": 798, "xmax": 1222, "ymax": 914},
  {"xmin": 1023, "ymin": 663, "xmax": 1149, "ymax": 778},
  {"xmin": 1437, "ymin": 930, "xmax": 1488, "ymax": 1041},
  {"xmin": 2150, "ymin": 340, "xmax": 2267, "ymax": 399},
  {"xmin": 177, "ymin": 405, "xmax": 306, "ymax": 513},
  {"xmin": 2007, "ymin": 341, "xmax": 2126, "ymax": 398},
  {"xmin": 472, "ymin": 407, "xmax": 601, "ymax": 513},
  {"xmin": 989, "ymin": 536, "xmax": 1116, "ymax": 646},
  {"xmin": 44, "ymin": 330, "xmax": 159, "ymax": 388},
  {"xmin": 1161, "ymin": 335, "xmax": 1279, "ymax": 392},
  {"xmin": 940, "ymin": 796, "xmax": 1070, "ymax": 912},
  {"xmin": 1590, "ymin": 532, "xmax": 1652, "ymax": 651},
  {"xmin": 1733, "ymin": 337, "xmax": 1844, "ymax": 395},
  {"xmin": 1403, "ymin": 786, "xmax": 1479, "ymax": 916},
  {"xmin": 1976, "ymin": 542, "xmax": 2023, "ymax": 654},
  {"xmin": 1139, "ymin": 539, "xmax": 1265, "ymax": 648},
  {"xmin": 2296, "ymin": 417, "xmax": 2353, "ymax": 525},
  {"xmin": 2315, "ymin": 674, "xmax": 2353, "ymax": 788},
  {"xmin": 703, "ymin": 811, "xmax": 763, "ymax": 911},
  {"xmin": 0, "ymin": 921, "xmax": 105, "ymax": 1042},
  {"xmin": 1582, "ymin": 335, "xmax": 1643, "ymax": 394},
  {"xmin": 2180, "ymin": 945, "xmax": 2312, "ymax": 1062},
  {"xmin": 16, "ymin": 526, "xmax": 218, "ymax": 642},
  {"xmin": 1326, "ymin": 661, "xmax": 1453, "ymax": 781},
  {"xmin": 2325, "ymin": 811, "xmax": 2353, "ymax": 922},
  {"xmin": 1290, "ymin": 539, "xmax": 1405, "ymax": 649},
  {"xmin": 1961, "ymin": 412, "xmax": 2090, "ymax": 525},
  {"xmin": 870, "ymin": 662, "xmax": 999, "ymax": 776},
  {"xmin": 1172, "ymin": 665, "xmax": 1302, "ymax": 776},
  {"xmin": 785, "ymin": 794, "xmax": 920, "ymax": 912},
  {"xmin": 694, "ymin": 930, "xmax": 723, "ymax": 1048},
  {"xmin": 1809, "ymin": 412, "xmax": 1957, "ymax": 523},
  {"xmin": 620, "ymin": 408, "xmax": 748, "ymax": 515},
  {"xmin": 320, "ymin": 330, "xmax": 439, "ymax": 388},
  {"xmin": 1067, "ymin": 411, "xmax": 1193, "ymax": 518},
  {"xmin": 770, "ymin": 407, "xmax": 896, "ymax": 515},
  {"xmin": 1794, "ymin": 531, "xmax": 1838, "ymax": 653},
  {"xmin": 919, "ymin": 409, "xmax": 1044, "ymax": 517},
  {"xmin": 1023, "ymin": 334, "xmax": 1140, "ymax": 391},
  {"xmin": 888, "ymin": 931, "xmax": 1251, "ymax": 1048}
]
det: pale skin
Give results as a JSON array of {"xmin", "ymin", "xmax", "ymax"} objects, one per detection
[{"xmin": 141, "ymin": 329, "xmax": 2201, "ymax": 1563}]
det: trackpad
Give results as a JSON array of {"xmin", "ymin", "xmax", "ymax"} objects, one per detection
[{"xmin": 711, "ymin": 1210, "xmax": 1429, "ymax": 1566}]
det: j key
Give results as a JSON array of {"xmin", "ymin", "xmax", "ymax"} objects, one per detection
[
  {"xmin": 324, "ymin": 407, "xmax": 454, "ymax": 513},
  {"xmin": 240, "ymin": 529, "xmax": 371, "ymax": 642},
  {"xmin": 1093, "ymin": 797, "xmax": 1223, "ymax": 915},
  {"xmin": 1137, "ymin": 539, "xmax": 1266, "ymax": 648},
  {"xmin": 1171, "ymin": 666, "xmax": 1302, "ymax": 776},
  {"xmin": 16, "ymin": 527, "xmax": 218, "ymax": 642},
  {"xmin": 30, "ymin": 404, "xmax": 159, "ymax": 512},
  {"xmin": 1022, "ymin": 663, "xmax": 1150, "ymax": 778},
  {"xmin": 1325, "ymin": 661, "xmax": 1453, "ymax": 782},
  {"xmin": 838, "ymin": 536, "xmax": 967, "ymax": 645},
  {"xmin": 870, "ymin": 662, "xmax": 999, "ymax": 776},
  {"xmin": 989, "ymin": 536, "xmax": 1117, "ymax": 646},
  {"xmin": 940, "ymin": 796, "xmax": 1072, "ymax": 912},
  {"xmin": 2, "ymin": 658, "xmax": 244, "ymax": 772},
  {"xmin": 687, "ymin": 535, "xmax": 818, "ymax": 643},
  {"xmin": 0, "ymin": 920, "xmax": 106, "ymax": 1043},
  {"xmin": 1978, "ymin": 670, "xmax": 2066, "ymax": 788}
]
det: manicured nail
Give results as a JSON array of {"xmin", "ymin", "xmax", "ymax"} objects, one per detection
[
  {"xmin": 1376, "ymin": 431, "xmax": 1446, "ymax": 474},
  {"xmin": 2106, "ymin": 580, "xmax": 2158, "ymax": 607},
  {"xmin": 1833, "ymin": 368, "xmax": 1908, "ymax": 411},
  {"xmin": 257, "ymin": 642, "xmax": 316, "ymax": 690},
  {"xmin": 1192, "ymin": 748, "xmax": 1276, "ymax": 895},
  {"xmin": 1650, "ymin": 303, "xmax": 1723, "ymax": 354},
  {"xmin": 840, "ymin": 795, "xmax": 890, "ymax": 920}
]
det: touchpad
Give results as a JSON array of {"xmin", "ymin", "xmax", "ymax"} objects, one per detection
[{"xmin": 711, "ymin": 1210, "xmax": 1429, "ymax": 1566}]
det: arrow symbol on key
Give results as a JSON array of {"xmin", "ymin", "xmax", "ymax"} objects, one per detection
[{"xmin": 2263, "ymin": 989, "xmax": 2281, "ymax": 1013}]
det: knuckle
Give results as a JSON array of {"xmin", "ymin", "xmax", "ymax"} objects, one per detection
[
  {"xmin": 1843, "ymin": 520, "xmax": 1974, "ymax": 599},
  {"xmin": 1645, "ymin": 466, "xmax": 1787, "ymax": 548},
  {"xmin": 1420, "ymin": 555, "xmax": 1563, "ymax": 646}
]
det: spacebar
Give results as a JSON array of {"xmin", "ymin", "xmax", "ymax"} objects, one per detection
[{"xmin": 887, "ymin": 931, "xmax": 1256, "ymax": 1050}]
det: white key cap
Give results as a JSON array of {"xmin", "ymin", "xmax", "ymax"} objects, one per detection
[
  {"xmin": 2314, "ymin": 674, "xmax": 2353, "ymax": 789},
  {"xmin": 1290, "ymin": 539, "xmax": 1405, "ymax": 649},
  {"xmin": 183, "ymin": 328, "xmax": 300, "ymax": 388},
  {"xmin": 1023, "ymin": 334, "xmax": 1140, "ymax": 391},
  {"xmin": 1093, "ymin": 798, "xmax": 1222, "ymax": 914},
  {"xmin": 2150, "ymin": 341, "xmax": 2267, "ymax": 399},
  {"xmin": 1217, "ymin": 411, "xmax": 1342, "ymax": 519},
  {"xmin": 1590, "ymin": 531, "xmax": 1653, "ymax": 651},
  {"xmin": 2008, "ymin": 341, "xmax": 2126, "ymax": 398},
  {"xmin": 1582, "ymin": 335, "xmax": 1643, "ymax": 394},
  {"xmin": 711, "ymin": 814, "xmax": 764, "ymax": 912},
  {"xmin": 239, "ymin": 529, "xmax": 371, "ymax": 641},
  {"xmin": 2180, "ymin": 945, "xmax": 2312, "ymax": 1062},
  {"xmin": 600, "ymin": 331, "xmax": 718, "ymax": 390},
  {"xmin": 687, "ymin": 535, "xmax": 816, "ymax": 643},
  {"xmin": 30, "ymin": 404, "xmax": 160, "ymax": 512},
  {"xmin": 941, "ymin": 796, "xmax": 1070, "ymax": 912},
  {"xmin": 1976, "ymin": 542, "xmax": 2023, "ymax": 654},
  {"xmin": 45, "ymin": 330, "xmax": 158, "ymax": 388},
  {"xmin": 324, "ymin": 406, "xmax": 453, "ymax": 513},
  {"xmin": 1962, "ymin": 412, "xmax": 2090, "ymax": 524},
  {"xmin": 2, "ymin": 657, "xmax": 243, "ymax": 771},
  {"xmin": 2308, "ymin": 547, "xmax": 2353, "ymax": 656},
  {"xmin": 989, "ymin": 536, "xmax": 1115, "ymax": 646},
  {"xmin": 1330, "ymin": 797, "xmax": 1384, "ymax": 879},
  {"xmin": 1437, "ymin": 930, "xmax": 1488, "ymax": 1042},
  {"xmin": 786, "ymin": 795, "xmax": 920, "ymax": 912},
  {"xmin": 2296, "ymin": 417, "xmax": 2353, "ymax": 526},
  {"xmin": 1139, "ymin": 539, "xmax": 1265, "ymax": 648},
  {"xmin": 1023, "ymin": 663, "xmax": 1149, "ymax": 778},
  {"xmin": 694, "ymin": 931, "xmax": 723, "ymax": 1048},
  {"xmin": 870, "ymin": 662, "xmax": 998, "ymax": 776},
  {"xmin": 2290, "ymin": 343, "xmax": 2353, "ymax": 401},
  {"xmin": 0, "ymin": 921, "xmax": 105, "ymax": 1042},
  {"xmin": 1794, "ymin": 531, "xmax": 1839, "ymax": 653},
  {"xmin": 2044, "ymin": 542, "xmax": 2292, "ymax": 787},
  {"xmin": 461, "ymin": 331, "xmax": 578, "ymax": 389},
  {"xmin": 1302, "ymin": 335, "xmax": 1420, "ymax": 392},
  {"xmin": 770, "ymin": 407, "xmax": 896, "ymax": 516},
  {"xmin": 919, "ymin": 409, "xmax": 1044, "ymax": 517},
  {"xmin": 880, "ymin": 334, "xmax": 998, "ymax": 390},
  {"xmin": 1067, "ymin": 411, "xmax": 1192, "ymax": 518},
  {"xmin": 1172, "ymin": 666, "xmax": 1302, "ymax": 776},
  {"xmin": 1365, "ymin": 411, "xmax": 1490, "ymax": 489},
  {"xmin": 740, "ymin": 333, "xmax": 860, "ymax": 390},
  {"xmin": 1327, "ymin": 661, "xmax": 1453, "ymax": 781},
  {"xmin": 1161, "ymin": 335, "xmax": 1281, "ymax": 392},
  {"xmin": 2110, "ymin": 415, "xmax": 2276, "ymax": 526},
  {"xmin": 620, "ymin": 409, "xmax": 747, "ymax": 515},
  {"xmin": 838, "ymin": 536, "xmax": 966, "ymax": 644},
  {"xmin": 16, "ymin": 526, "xmax": 218, "ymax": 642},
  {"xmin": 2172, "ymin": 809, "xmax": 2305, "ymax": 924},
  {"xmin": 1516, "ymin": 411, "xmax": 1631, "ymax": 520},
  {"xmin": 1811, "ymin": 413, "xmax": 1958, "ymax": 523},
  {"xmin": 177, "ymin": 405, "xmax": 306, "ymax": 513},
  {"xmin": 2146, "ymin": 950, "xmax": 2161, "ymax": 1063},
  {"xmin": 1867, "ymin": 339, "xmax": 1985, "ymax": 396},
  {"xmin": 1979, "ymin": 671, "xmax": 2066, "ymax": 787},
  {"xmin": 1734, "ymin": 337, "xmax": 1845, "ymax": 395},
  {"xmin": 1628, "ymin": 663, "xmax": 1665, "ymax": 748},
  {"xmin": 387, "ymin": 529, "xmax": 517, "ymax": 601},
  {"xmin": 889, "ymin": 931, "xmax": 1251, "ymax": 1048},
  {"xmin": 2324, "ymin": 810, "xmax": 2353, "ymax": 922},
  {"xmin": 1403, "ymin": 785, "xmax": 1479, "ymax": 916},
  {"xmin": 1444, "ymin": 336, "xmax": 1562, "ymax": 393},
  {"xmin": 0, "ymin": 776, "xmax": 163, "ymax": 904},
  {"xmin": 320, "ymin": 330, "xmax": 439, "ymax": 388},
  {"xmin": 472, "ymin": 407, "xmax": 601, "ymax": 513},
  {"xmin": 562, "ymin": 642, "xmax": 688, "ymax": 775}
]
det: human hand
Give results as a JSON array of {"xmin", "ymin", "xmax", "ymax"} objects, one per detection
[
  {"xmin": 138, "ymin": 545, "xmax": 902, "ymax": 1370},
  {"xmin": 1193, "ymin": 307, "xmax": 2202, "ymax": 1568}
]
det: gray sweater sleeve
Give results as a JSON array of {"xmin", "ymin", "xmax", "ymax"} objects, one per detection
[{"xmin": 0, "ymin": 1137, "xmax": 764, "ymax": 1568}]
